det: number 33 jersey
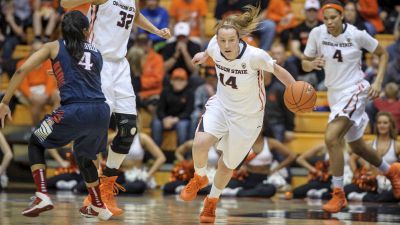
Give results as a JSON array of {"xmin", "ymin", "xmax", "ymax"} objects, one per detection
[
  {"xmin": 304, "ymin": 23, "xmax": 378, "ymax": 90},
  {"xmin": 206, "ymin": 36, "xmax": 275, "ymax": 115},
  {"xmin": 87, "ymin": 0, "xmax": 136, "ymax": 60}
]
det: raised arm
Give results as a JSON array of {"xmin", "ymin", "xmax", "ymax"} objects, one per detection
[
  {"xmin": 140, "ymin": 133, "xmax": 166, "ymax": 177},
  {"xmin": 175, "ymin": 140, "xmax": 194, "ymax": 162},
  {"xmin": 268, "ymin": 138, "xmax": 296, "ymax": 175},
  {"xmin": 0, "ymin": 132, "xmax": 13, "ymax": 175},
  {"xmin": 134, "ymin": 1, "xmax": 171, "ymax": 40}
]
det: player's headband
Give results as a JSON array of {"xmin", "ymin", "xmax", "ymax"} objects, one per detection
[{"xmin": 322, "ymin": 4, "xmax": 344, "ymax": 13}]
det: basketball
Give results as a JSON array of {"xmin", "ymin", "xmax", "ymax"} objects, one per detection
[{"xmin": 284, "ymin": 81, "xmax": 317, "ymax": 113}]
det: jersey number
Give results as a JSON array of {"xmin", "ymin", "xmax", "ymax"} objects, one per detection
[
  {"xmin": 78, "ymin": 52, "xmax": 93, "ymax": 70},
  {"xmin": 333, "ymin": 49, "xmax": 343, "ymax": 62},
  {"xmin": 219, "ymin": 73, "xmax": 238, "ymax": 89},
  {"xmin": 117, "ymin": 11, "xmax": 134, "ymax": 30}
]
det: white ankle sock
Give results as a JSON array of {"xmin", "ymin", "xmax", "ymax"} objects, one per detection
[
  {"xmin": 332, "ymin": 176, "xmax": 344, "ymax": 189},
  {"xmin": 194, "ymin": 165, "xmax": 207, "ymax": 177},
  {"xmin": 209, "ymin": 184, "xmax": 223, "ymax": 198},
  {"xmin": 378, "ymin": 160, "xmax": 390, "ymax": 173}
]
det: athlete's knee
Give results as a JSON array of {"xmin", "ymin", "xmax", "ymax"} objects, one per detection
[
  {"xmin": 348, "ymin": 139, "xmax": 365, "ymax": 155},
  {"xmin": 111, "ymin": 113, "xmax": 137, "ymax": 154},
  {"xmin": 76, "ymin": 156, "xmax": 98, "ymax": 183},
  {"xmin": 324, "ymin": 132, "xmax": 343, "ymax": 151}
]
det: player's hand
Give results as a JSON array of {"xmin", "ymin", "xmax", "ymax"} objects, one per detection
[
  {"xmin": 310, "ymin": 56, "xmax": 325, "ymax": 70},
  {"xmin": 368, "ymin": 81, "xmax": 382, "ymax": 99},
  {"xmin": 192, "ymin": 52, "xmax": 208, "ymax": 65},
  {"xmin": 0, "ymin": 103, "xmax": 12, "ymax": 128},
  {"xmin": 157, "ymin": 28, "xmax": 171, "ymax": 39},
  {"xmin": 60, "ymin": 160, "xmax": 70, "ymax": 168}
]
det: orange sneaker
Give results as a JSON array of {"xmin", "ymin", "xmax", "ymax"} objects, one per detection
[
  {"xmin": 322, "ymin": 188, "xmax": 347, "ymax": 213},
  {"xmin": 180, "ymin": 173, "xmax": 209, "ymax": 201},
  {"xmin": 200, "ymin": 196, "xmax": 218, "ymax": 223},
  {"xmin": 385, "ymin": 163, "xmax": 400, "ymax": 199},
  {"xmin": 83, "ymin": 176, "xmax": 126, "ymax": 216}
]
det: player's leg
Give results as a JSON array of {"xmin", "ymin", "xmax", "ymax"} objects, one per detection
[
  {"xmin": 76, "ymin": 153, "xmax": 112, "ymax": 220},
  {"xmin": 180, "ymin": 98, "xmax": 223, "ymax": 201},
  {"xmin": 322, "ymin": 116, "xmax": 352, "ymax": 213}
]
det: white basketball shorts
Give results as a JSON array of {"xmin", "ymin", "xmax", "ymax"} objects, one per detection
[
  {"xmin": 327, "ymin": 79, "xmax": 370, "ymax": 142},
  {"xmin": 198, "ymin": 96, "xmax": 264, "ymax": 169},
  {"xmin": 101, "ymin": 58, "xmax": 137, "ymax": 115}
]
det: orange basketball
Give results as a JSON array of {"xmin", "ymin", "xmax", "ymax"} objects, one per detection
[{"xmin": 284, "ymin": 81, "xmax": 317, "ymax": 113}]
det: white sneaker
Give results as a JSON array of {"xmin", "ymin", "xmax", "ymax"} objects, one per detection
[
  {"xmin": 22, "ymin": 192, "xmax": 54, "ymax": 217},
  {"xmin": 80, "ymin": 204, "xmax": 113, "ymax": 221}
]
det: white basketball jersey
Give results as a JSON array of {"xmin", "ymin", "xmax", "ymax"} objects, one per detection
[
  {"xmin": 304, "ymin": 23, "xmax": 378, "ymax": 90},
  {"xmin": 87, "ymin": 0, "xmax": 136, "ymax": 60},
  {"xmin": 206, "ymin": 36, "xmax": 275, "ymax": 115}
]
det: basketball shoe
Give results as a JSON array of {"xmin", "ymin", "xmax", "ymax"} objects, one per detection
[
  {"xmin": 180, "ymin": 173, "xmax": 209, "ymax": 201},
  {"xmin": 22, "ymin": 192, "xmax": 54, "ymax": 217},
  {"xmin": 200, "ymin": 196, "xmax": 218, "ymax": 223},
  {"xmin": 80, "ymin": 204, "xmax": 113, "ymax": 220},
  {"xmin": 322, "ymin": 188, "xmax": 347, "ymax": 213}
]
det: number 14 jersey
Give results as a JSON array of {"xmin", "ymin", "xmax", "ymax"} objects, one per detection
[
  {"xmin": 87, "ymin": 0, "xmax": 136, "ymax": 60},
  {"xmin": 206, "ymin": 36, "xmax": 275, "ymax": 115},
  {"xmin": 304, "ymin": 23, "xmax": 378, "ymax": 90}
]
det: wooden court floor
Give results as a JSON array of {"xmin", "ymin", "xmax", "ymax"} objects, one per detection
[{"xmin": 1, "ymin": 191, "xmax": 400, "ymax": 225}]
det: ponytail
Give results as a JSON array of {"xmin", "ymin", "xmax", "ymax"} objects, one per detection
[
  {"xmin": 61, "ymin": 11, "xmax": 89, "ymax": 60},
  {"xmin": 216, "ymin": 5, "xmax": 261, "ymax": 38}
]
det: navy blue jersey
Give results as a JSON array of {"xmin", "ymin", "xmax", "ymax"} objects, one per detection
[{"xmin": 52, "ymin": 40, "xmax": 105, "ymax": 104}]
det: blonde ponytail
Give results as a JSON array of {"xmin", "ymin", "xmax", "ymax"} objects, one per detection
[{"xmin": 216, "ymin": 5, "xmax": 262, "ymax": 38}]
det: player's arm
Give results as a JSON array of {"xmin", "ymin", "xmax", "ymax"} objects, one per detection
[
  {"xmin": 133, "ymin": 1, "xmax": 171, "ymax": 39},
  {"xmin": 140, "ymin": 133, "xmax": 166, "ymax": 178},
  {"xmin": 268, "ymin": 138, "xmax": 296, "ymax": 175},
  {"xmin": 175, "ymin": 140, "xmax": 193, "ymax": 162},
  {"xmin": 0, "ymin": 132, "xmax": 13, "ymax": 175},
  {"xmin": 192, "ymin": 35, "xmax": 217, "ymax": 65},
  {"xmin": 301, "ymin": 27, "xmax": 325, "ymax": 72},
  {"xmin": 369, "ymin": 44, "xmax": 388, "ymax": 99},
  {"xmin": 60, "ymin": 0, "xmax": 106, "ymax": 8},
  {"xmin": 296, "ymin": 143, "xmax": 325, "ymax": 173}
]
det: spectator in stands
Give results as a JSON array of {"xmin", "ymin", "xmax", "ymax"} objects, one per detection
[
  {"xmin": 289, "ymin": 0, "xmax": 323, "ymax": 88},
  {"xmin": 151, "ymin": 68, "xmax": 194, "ymax": 147},
  {"xmin": 127, "ymin": 33, "xmax": 165, "ymax": 114},
  {"xmin": 343, "ymin": 1, "xmax": 369, "ymax": 33},
  {"xmin": 382, "ymin": 3, "xmax": 400, "ymax": 34},
  {"xmin": 1, "ymin": 1, "xmax": 27, "ymax": 73},
  {"xmin": 33, "ymin": 0, "xmax": 60, "ymax": 43},
  {"xmin": 161, "ymin": 22, "xmax": 201, "ymax": 76},
  {"xmin": 357, "ymin": 0, "xmax": 384, "ymax": 35},
  {"xmin": 260, "ymin": 0, "xmax": 298, "ymax": 50},
  {"xmin": 138, "ymin": 0, "xmax": 169, "ymax": 47},
  {"xmin": 190, "ymin": 66, "xmax": 217, "ymax": 138},
  {"xmin": 168, "ymin": 0, "xmax": 208, "ymax": 44},
  {"xmin": 270, "ymin": 43, "xmax": 299, "ymax": 81},
  {"xmin": 264, "ymin": 67, "xmax": 295, "ymax": 143},
  {"xmin": 18, "ymin": 42, "xmax": 60, "ymax": 127},
  {"xmin": 0, "ymin": 131, "xmax": 13, "ymax": 190},
  {"xmin": 383, "ymin": 45, "xmax": 400, "ymax": 86},
  {"xmin": 370, "ymin": 83, "xmax": 400, "ymax": 133},
  {"xmin": 387, "ymin": 19, "xmax": 400, "ymax": 62}
]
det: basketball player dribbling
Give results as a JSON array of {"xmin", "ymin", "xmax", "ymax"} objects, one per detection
[
  {"xmin": 302, "ymin": 0, "xmax": 400, "ymax": 213},
  {"xmin": 179, "ymin": 5, "xmax": 296, "ymax": 223},
  {"xmin": 61, "ymin": 0, "xmax": 171, "ymax": 216},
  {"xmin": 0, "ymin": 11, "xmax": 113, "ymax": 220}
]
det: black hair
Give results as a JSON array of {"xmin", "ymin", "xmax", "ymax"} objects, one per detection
[{"xmin": 61, "ymin": 10, "xmax": 89, "ymax": 60}]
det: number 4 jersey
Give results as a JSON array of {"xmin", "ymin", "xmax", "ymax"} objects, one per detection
[
  {"xmin": 304, "ymin": 23, "xmax": 378, "ymax": 90},
  {"xmin": 87, "ymin": 0, "xmax": 136, "ymax": 60},
  {"xmin": 206, "ymin": 36, "xmax": 275, "ymax": 115}
]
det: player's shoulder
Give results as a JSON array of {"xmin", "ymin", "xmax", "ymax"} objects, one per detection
[
  {"xmin": 309, "ymin": 24, "xmax": 325, "ymax": 36},
  {"xmin": 246, "ymin": 44, "xmax": 269, "ymax": 58}
]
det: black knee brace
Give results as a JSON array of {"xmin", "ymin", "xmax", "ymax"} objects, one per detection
[
  {"xmin": 111, "ymin": 113, "xmax": 137, "ymax": 154},
  {"xmin": 76, "ymin": 156, "xmax": 98, "ymax": 183},
  {"xmin": 28, "ymin": 135, "xmax": 46, "ymax": 166}
]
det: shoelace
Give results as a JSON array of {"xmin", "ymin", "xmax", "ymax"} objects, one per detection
[
  {"xmin": 202, "ymin": 201, "xmax": 216, "ymax": 216},
  {"xmin": 186, "ymin": 177, "xmax": 201, "ymax": 193}
]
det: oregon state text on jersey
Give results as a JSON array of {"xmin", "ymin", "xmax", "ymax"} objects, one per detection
[
  {"xmin": 87, "ymin": 0, "xmax": 136, "ymax": 60},
  {"xmin": 304, "ymin": 23, "xmax": 378, "ymax": 90},
  {"xmin": 206, "ymin": 36, "xmax": 275, "ymax": 115}
]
